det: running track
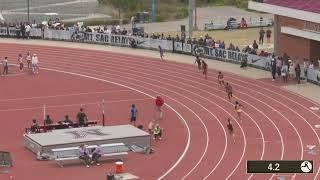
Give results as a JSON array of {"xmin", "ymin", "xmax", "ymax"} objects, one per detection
[{"xmin": 1, "ymin": 42, "xmax": 320, "ymax": 180}]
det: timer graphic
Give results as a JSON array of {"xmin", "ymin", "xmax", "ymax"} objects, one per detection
[{"xmin": 247, "ymin": 160, "xmax": 313, "ymax": 174}]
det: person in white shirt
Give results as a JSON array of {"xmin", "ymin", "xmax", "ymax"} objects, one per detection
[
  {"xmin": 25, "ymin": 24, "xmax": 31, "ymax": 39},
  {"xmin": 309, "ymin": 61, "xmax": 314, "ymax": 69},
  {"xmin": 31, "ymin": 54, "xmax": 39, "ymax": 74}
]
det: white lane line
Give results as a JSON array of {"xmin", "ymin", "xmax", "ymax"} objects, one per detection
[
  {"xmin": 38, "ymin": 57, "xmax": 271, "ymax": 178},
  {"xmin": 28, "ymin": 66, "xmax": 192, "ymax": 180},
  {"xmin": 0, "ymin": 98, "xmax": 151, "ymax": 112},
  {"xmin": 0, "ymin": 89, "xmax": 132, "ymax": 102},
  {"xmin": 4, "ymin": 43, "xmax": 320, "ymax": 178},
  {"xmin": 39, "ymin": 61, "xmax": 242, "ymax": 179},
  {"xmin": 5, "ymin": 46, "xmax": 294, "ymax": 179}
]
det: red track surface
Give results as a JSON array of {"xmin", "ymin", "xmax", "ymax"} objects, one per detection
[{"xmin": 0, "ymin": 43, "xmax": 320, "ymax": 180}]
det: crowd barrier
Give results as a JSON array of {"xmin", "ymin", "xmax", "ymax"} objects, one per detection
[
  {"xmin": 0, "ymin": 27, "xmax": 319, "ymax": 86},
  {"xmin": 0, "ymin": 26, "xmax": 42, "ymax": 38},
  {"xmin": 307, "ymin": 68, "xmax": 320, "ymax": 85}
]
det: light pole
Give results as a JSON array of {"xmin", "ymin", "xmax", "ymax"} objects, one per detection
[
  {"xmin": 27, "ymin": 0, "xmax": 30, "ymax": 23},
  {"xmin": 188, "ymin": 0, "xmax": 195, "ymax": 37},
  {"xmin": 152, "ymin": 0, "xmax": 156, "ymax": 22},
  {"xmin": 194, "ymin": 2, "xmax": 198, "ymax": 30}
]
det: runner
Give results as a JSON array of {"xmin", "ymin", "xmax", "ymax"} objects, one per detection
[
  {"xmin": 31, "ymin": 54, "xmax": 39, "ymax": 74},
  {"xmin": 26, "ymin": 52, "xmax": 31, "ymax": 69},
  {"xmin": 2, "ymin": 57, "xmax": 9, "ymax": 76},
  {"xmin": 227, "ymin": 118, "xmax": 235, "ymax": 143},
  {"xmin": 155, "ymin": 95, "xmax": 164, "ymax": 120},
  {"xmin": 225, "ymin": 82, "xmax": 233, "ymax": 100},
  {"xmin": 159, "ymin": 45, "xmax": 164, "ymax": 60},
  {"xmin": 202, "ymin": 60, "xmax": 208, "ymax": 79},
  {"xmin": 218, "ymin": 71, "xmax": 224, "ymax": 85},
  {"xmin": 18, "ymin": 54, "xmax": 24, "ymax": 72},
  {"xmin": 194, "ymin": 55, "xmax": 202, "ymax": 72},
  {"xmin": 235, "ymin": 101, "xmax": 243, "ymax": 122}
]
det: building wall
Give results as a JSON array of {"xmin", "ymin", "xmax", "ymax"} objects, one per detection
[
  {"xmin": 276, "ymin": 15, "xmax": 320, "ymax": 66},
  {"xmin": 310, "ymin": 40, "xmax": 320, "ymax": 66},
  {"xmin": 279, "ymin": 33, "xmax": 310, "ymax": 60}
]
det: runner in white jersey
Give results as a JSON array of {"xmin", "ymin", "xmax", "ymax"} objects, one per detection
[{"xmin": 31, "ymin": 54, "xmax": 39, "ymax": 74}]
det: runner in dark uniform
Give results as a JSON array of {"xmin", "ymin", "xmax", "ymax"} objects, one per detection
[
  {"xmin": 227, "ymin": 118, "xmax": 235, "ymax": 143},
  {"xmin": 225, "ymin": 82, "xmax": 233, "ymax": 100},
  {"xmin": 77, "ymin": 108, "xmax": 88, "ymax": 127},
  {"xmin": 194, "ymin": 55, "xmax": 202, "ymax": 72},
  {"xmin": 202, "ymin": 60, "xmax": 208, "ymax": 80},
  {"xmin": 159, "ymin": 45, "xmax": 164, "ymax": 60}
]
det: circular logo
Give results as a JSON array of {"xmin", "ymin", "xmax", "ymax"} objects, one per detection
[{"xmin": 301, "ymin": 161, "xmax": 312, "ymax": 173}]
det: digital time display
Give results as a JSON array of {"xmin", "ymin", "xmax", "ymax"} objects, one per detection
[{"xmin": 247, "ymin": 160, "xmax": 313, "ymax": 174}]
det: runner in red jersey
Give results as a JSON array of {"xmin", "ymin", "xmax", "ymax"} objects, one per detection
[{"xmin": 155, "ymin": 96, "xmax": 164, "ymax": 120}]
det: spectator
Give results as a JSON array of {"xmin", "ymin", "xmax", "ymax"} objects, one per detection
[
  {"xmin": 240, "ymin": 58, "xmax": 248, "ymax": 69},
  {"xmin": 20, "ymin": 23, "xmax": 26, "ymax": 39},
  {"xmin": 153, "ymin": 124, "xmax": 162, "ymax": 140},
  {"xmin": 276, "ymin": 57, "xmax": 282, "ymax": 77},
  {"xmin": 259, "ymin": 28, "xmax": 265, "ymax": 44},
  {"xmin": 295, "ymin": 62, "xmax": 301, "ymax": 84},
  {"xmin": 77, "ymin": 144, "xmax": 90, "ymax": 167},
  {"xmin": 44, "ymin": 115, "xmax": 53, "ymax": 125},
  {"xmin": 77, "ymin": 108, "xmax": 88, "ymax": 127},
  {"xmin": 271, "ymin": 55, "xmax": 277, "ymax": 81},
  {"xmin": 148, "ymin": 119, "xmax": 155, "ymax": 134},
  {"xmin": 281, "ymin": 62, "xmax": 289, "ymax": 83},
  {"xmin": 91, "ymin": 145, "xmax": 102, "ymax": 165},
  {"xmin": 25, "ymin": 24, "xmax": 31, "ymax": 39},
  {"xmin": 64, "ymin": 115, "xmax": 73, "ymax": 124},
  {"xmin": 31, "ymin": 54, "xmax": 39, "ymax": 74},
  {"xmin": 266, "ymin": 28, "xmax": 272, "ymax": 43},
  {"xmin": 30, "ymin": 119, "xmax": 40, "ymax": 133},
  {"xmin": 2, "ymin": 56, "xmax": 9, "ymax": 76},
  {"xmin": 309, "ymin": 61, "xmax": 314, "ymax": 69},
  {"xmin": 252, "ymin": 40, "xmax": 259, "ymax": 50},
  {"xmin": 240, "ymin": 17, "xmax": 247, "ymax": 29}
]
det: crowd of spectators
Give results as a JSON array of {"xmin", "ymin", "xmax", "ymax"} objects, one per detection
[{"xmin": 0, "ymin": 19, "xmax": 269, "ymax": 56}]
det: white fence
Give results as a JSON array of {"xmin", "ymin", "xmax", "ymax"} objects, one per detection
[{"xmin": 204, "ymin": 18, "xmax": 273, "ymax": 31}]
